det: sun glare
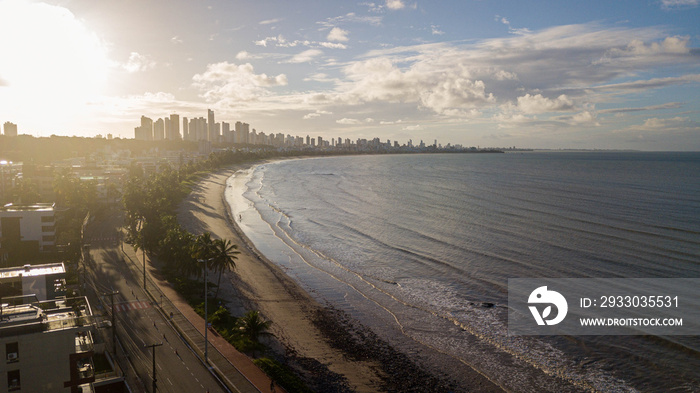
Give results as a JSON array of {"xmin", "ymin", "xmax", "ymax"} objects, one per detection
[{"xmin": 0, "ymin": 0, "xmax": 110, "ymax": 130}]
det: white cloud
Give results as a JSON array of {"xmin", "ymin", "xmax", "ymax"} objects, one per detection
[
  {"xmin": 335, "ymin": 117, "xmax": 375, "ymax": 125},
  {"xmin": 123, "ymin": 52, "xmax": 156, "ymax": 73},
  {"xmin": 288, "ymin": 49, "xmax": 323, "ymax": 64},
  {"xmin": 637, "ymin": 116, "xmax": 698, "ymax": 131},
  {"xmin": 516, "ymin": 94, "xmax": 574, "ymax": 114},
  {"xmin": 171, "ymin": 36, "xmax": 183, "ymax": 44},
  {"xmin": 593, "ymin": 74, "xmax": 700, "ymax": 93},
  {"xmin": 563, "ymin": 111, "xmax": 600, "ymax": 126},
  {"xmin": 403, "ymin": 124, "xmax": 421, "ymax": 130},
  {"xmin": 303, "ymin": 110, "xmax": 332, "ymax": 119},
  {"xmin": 660, "ymin": 0, "xmax": 699, "ymax": 9},
  {"xmin": 431, "ymin": 25, "xmax": 445, "ymax": 35},
  {"xmin": 319, "ymin": 42, "xmax": 347, "ymax": 49},
  {"xmin": 236, "ymin": 51, "xmax": 261, "ymax": 60},
  {"xmin": 337, "ymin": 118, "xmax": 363, "ymax": 125},
  {"xmin": 319, "ymin": 12, "xmax": 383, "ymax": 28},
  {"xmin": 192, "ymin": 62, "xmax": 287, "ymax": 103},
  {"xmin": 386, "ymin": 0, "xmax": 405, "ymax": 10},
  {"xmin": 260, "ymin": 18, "xmax": 284, "ymax": 25},
  {"xmin": 327, "ymin": 27, "xmax": 349, "ymax": 42}
]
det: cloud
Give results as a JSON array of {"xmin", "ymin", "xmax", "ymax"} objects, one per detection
[
  {"xmin": 255, "ymin": 35, "xmax": 346, "ymax": 50},
  {"xmin": 288, "ymin": 49, "xmax": 323, "ymax": 63},
  {"xmin": 403, "ymin": 124, "xmax": 422, "ymax": 130},
  {"xmin": 562, "ymin": 111, "xmax": 600, "ymax": 126},
  {"xmin": 192, "ymin": 62, "xmax": 287, "ymax": 103},
  {"xmin": 319, "ymin": 42, "xmax": 347, "ymax": 49},
  {"xmin": 327, "ymin": 27, "xmax": 349, "ymax": 42},
  {"xmin": 236, "ymin": 51, "xmax": 261, "ymax": 60},
  {"xmin": 171, "ymin": 36, "xmax": 183, "ymax": 44},
  {"xmin": 516, "ymin": 94, "xmax": 574, "ymax": 114},
  {"xmin": 123, "ymin": 52, "xmax": 156, "ymax": 73},
  {"xmin": 336, "ymin": 117, "xmax": 374, "ymax": 125},
  {"xmin": 660, "ymin": 0, "xmax": 699, "ymax": 9},
  {"xmin": 303, "ymin": 110, "xmax": 332, "ymax": 120},
  {"xmin": 337, "ymin": 118, "xmax": 363, "ymax": 125},
  {"xmin": 598, "ymin": 102, "xmax": 683, "ymax": 114},
  {"xmin": 386, "ymin": 0, "xmax": 405, "ymax": 10},
  {"xmin": 319, "ymin": 13, "xmax": 382, "ymax": 28},
  {"xmin": 431, "ymin": 25, "xmax": 445, "ymax": 35},
  {"xmin": 593, "ymin": 74, "xmax": 700, "ymax": 93},
  {"xmin": 260, "ymin": 18, "xmax": 284, "ymax": 25},
  {"xmin": 636, "ymin": 116, "xmax": 699, "ymax": 131}
]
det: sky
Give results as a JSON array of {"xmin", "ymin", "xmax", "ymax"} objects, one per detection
[{"xmin": 0, "ymin": 0, "xmax": 699, "ymax": 150}]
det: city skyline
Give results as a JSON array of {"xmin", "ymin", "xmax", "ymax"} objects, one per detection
[
  {"xmin": 0, "ymin": 0, "xmax": 699, "ymax": 150},
  {"xmin": 132, "ymin": 109, "xmax": 452, "ymax": 150}
]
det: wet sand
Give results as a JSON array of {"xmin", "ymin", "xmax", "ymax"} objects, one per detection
[{"xmin": 177, "ymin": 164, "xmax": 503, "ymax": 392}]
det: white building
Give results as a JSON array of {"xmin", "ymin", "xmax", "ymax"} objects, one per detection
[
  {"xmin": 0, "ymin": 263, "xmax": 66, "ymax": 302},
  {"xmin": 0, "ymin": 203, "xmax": 56, "ymax": 253},
  {"xmin": 0, "ymin": 297, "xmax": 100, "ymax": 392}
]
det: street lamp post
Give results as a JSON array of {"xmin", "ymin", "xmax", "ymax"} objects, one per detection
[
  {"xmin": 198, "ymin": 258, "xmax": 214, "ymax": 363},
  {"xmin": 147, "ymin": 342, "xmax": 163, "ymax": 392},
  {"xmin": 137, "ymin": 218, "xmax": 146, "ymax": 290},
  {"xmin": 105, "ymin": 291, "xmax": 119, "ymax": 356}
]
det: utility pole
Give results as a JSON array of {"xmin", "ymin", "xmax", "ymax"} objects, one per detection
[
  {"xmin": 105, "ymin": 291, "xmax": 119, "ymax": 356},
  {"xmin": 146, "ymin": 342, "xmax": 163, "ymax": 392},
  {"xmin": 138, "ymin": 218, "xmax": 147, "ymax": 290},
  {"xmin": 198, "ymin": 258, "xmax": 214, "ymax": 363}
]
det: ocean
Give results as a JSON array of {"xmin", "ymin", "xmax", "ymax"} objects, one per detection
[{"xmin": 224, "ymin": 152, "xmax": 700, "ymax": 392}]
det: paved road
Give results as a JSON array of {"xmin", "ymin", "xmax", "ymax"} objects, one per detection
[{"xmin": 84, "ymin": 210, "xmax": 227, "ymax": 393}]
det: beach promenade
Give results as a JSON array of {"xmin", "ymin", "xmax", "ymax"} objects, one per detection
[{"xmin": 120, "ymin": 228, "xmax": 282, "ymax": 393}]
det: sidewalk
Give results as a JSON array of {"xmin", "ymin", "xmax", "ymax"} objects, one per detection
[{"xmin": 120, "ymin": 241, "xmax": 285, "ymax": 393}]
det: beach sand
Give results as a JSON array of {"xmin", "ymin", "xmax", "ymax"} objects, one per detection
[{"xmin": 177, "ymin": 165, "xmax": 503, "ymax": 392}]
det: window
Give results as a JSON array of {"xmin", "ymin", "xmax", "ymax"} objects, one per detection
[
  {"xmin": 42, "ymin": 225, "xmax": 55, "ymax": 232},
  {"xmin": 41, "ymin": 215, "xmax": 54, "ymax": 223},
  {"xmin": 7, "ymin": 369, "xmax": 20, "ymax": 391},
  {"xmin": 42, "ymin": 235, "xmax": 55, "ymax": 242},
  {"xmin": 5, "ymin": 342, "xmax": 18, "ymax": 363}
]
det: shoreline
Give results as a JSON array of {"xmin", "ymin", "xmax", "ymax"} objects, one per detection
[{"xmin": 177, "ymin": 160, "xmax": 504, "ymax": 392}]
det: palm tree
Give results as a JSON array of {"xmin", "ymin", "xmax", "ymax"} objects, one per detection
[
  {"xmin": 211, "ymin": 238, "xmax": 239, "ymax": 300},
  {"xmin": 193, "ymin": 232, "xmax": 217, "ymax": 262},
  {"xmin": 239, "ymin": 310, "xmax": 271, "ymax": 342}
]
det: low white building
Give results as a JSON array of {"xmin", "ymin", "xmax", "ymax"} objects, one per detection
[{"xmin": 0, "ymin": 203, "xmax": 56, "ymax": 253}]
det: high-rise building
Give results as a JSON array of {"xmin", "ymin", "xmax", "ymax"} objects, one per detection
[
  {"xmin": 234, "ymin": 121, "xmax": 249, "ymax": 144},
  {"xmin": 207, "ymin": 109, "xmax": 215, "ymax": 142},
  {"xmin": 182, "ymin": 117, "xmax": 189, "ymax": 140},
  {"xmin": 222, "ymin": 122, "xmax": 232, "ymax": 143},
  {"xmin": 154, "ymin": 118, "xmax": 165, "ymax": 140},
  {"xmin": 3, "ymin": 122, "xmax": 18, "ymax": 137},
  {"xmin": 168, "ymin": 114, "xmax": 180, "ymax": 140},
  {"xmin": 134, "ymin": 116, "xmax": 153, "ymax": 140},
  {"xmin": 164, "ymin": 117, "xmax": 171, "ymax": 140}
]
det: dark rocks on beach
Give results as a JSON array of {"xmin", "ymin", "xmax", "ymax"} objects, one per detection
[
  {"xmin": 311, "ymin": 306, "xmax": 462, "ymax": 393},
  {"xmin": 283, "ymin": 347, "xmax": 353, "ymax": 393}
]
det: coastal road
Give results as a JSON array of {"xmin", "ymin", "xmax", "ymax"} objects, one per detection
[{"xmin": 84, "ymin": 209, "xmax": 228, "ymax": 393}]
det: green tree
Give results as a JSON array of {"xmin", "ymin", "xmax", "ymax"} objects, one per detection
[
  {"xmin": 239, "ymin": 310, "xmax": 271, "ymax": 342},
  {"xmin": 211, "ymin": 238, "xmax": 239, "ymax": 300}
]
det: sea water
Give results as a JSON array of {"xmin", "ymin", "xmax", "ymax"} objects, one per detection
[{"xmin": 224, "ymin": 152, "xmax": 700, "ymax": 392}]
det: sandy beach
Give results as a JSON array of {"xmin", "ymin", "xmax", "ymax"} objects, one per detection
[{"xmin": 177, "ymin": 164, "xmax": 503, "ymax": 392}]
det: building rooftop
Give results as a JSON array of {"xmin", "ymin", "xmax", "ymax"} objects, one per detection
[
  {"xmin": 0, "ymin": 262, "xmax": 65, "ymax": 280},
  {"xmin": 0, "ymin": 202, "xmax": 55, "ymax": 212},
  {"xmin": 0, "ymin": 297, "xmax": 94, "ymax": 336}
]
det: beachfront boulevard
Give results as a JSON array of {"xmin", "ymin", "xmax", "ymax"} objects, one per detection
[{"xmin": 82, "ymin": 210, "xmax": 228, "ymax": 393}]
